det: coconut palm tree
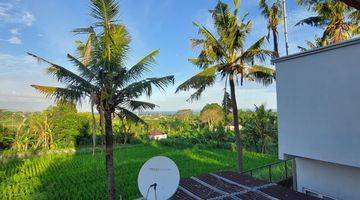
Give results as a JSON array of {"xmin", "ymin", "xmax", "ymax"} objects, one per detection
[
  {"xmin": 30, "ymin": 0, "xmax": 174, "ymax": 199},
  {"xmin": 259, "ymin": 0, "xmax": 282, "ymax": 57},
  {"xmin": 297, "ymin": 0, "xmax": 360, "ymax": 45},
  {"xmin": 176, "ymin": 0, "xmax": 275, "ymax": 172}
]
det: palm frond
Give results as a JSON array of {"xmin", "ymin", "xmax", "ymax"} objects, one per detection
[
  {"xmin": 176, "ymin": 66, "xmax": 217, "ymax": 93},
  {"xmin": 259, "ymin": 0, "xmax": 270, "ymax": 18},
  {"xmin": 116, "ymin": 76, "xmax": 175, "ymax": 101},
  {"xmin": 188, "ymin": 50, "xmax": 215, "ymax": 69},
  {"xmin": 193, "ymin": 22, "xmax": 227, "ymax": 59},
  {"xmin": 233, "ymin": 0, "xmax": 241, "ymax": 15},
  {"xmin": 31, "ymin": 85, "xmax": 84, "ymax": 104},
  {"xmin": 83, "ymin": 34, "xmax": 96, "ymax": 66},
  {"xmin": 67, "ymin": 54, "xmax": 96, "ymax": 80},
  {"xmin": 124, "ymin": 49, "xmax": 159, "ymax": 82},
  {"xmin": 116, "ymin": 107, "xmax": 146, "ymax": 125},
  {"xmin": 187, "ymin": 85, "xmax": 208, "ymax": 102},
  {"xmin": 73, "ymin": 26, "xmax": 96, "ymax": 35},
  {"xmin": 297, "ymin": 46, "xmax": 309, "ymax": 52},
  {"xmin": 296, "ymin": 16, "xmax": 326, "ymax": 27},
  {"xmin": 128, "ymin": 100, "xmax": 157, "ymax": 111},
  {"xmin": 246, "ymin": 65, "xmax": 276, "ymax": 86},
  {"xmin": 239, "ymin": 37, "xmax": 273, "ymax": 62},
  {"xmin": 28, "ymin": 53, "xmax": 96, "ymax": 93},
  {"xmin": 190, "ymin": 39, "xmax": 205, "ymax": 47},
  {"xmin": 90, "ymin": 0, "xmax": 119, "ymax": 26},
  {"xmin": 211, "ymin": 1, "xmax": 230, "ymax": 31}
]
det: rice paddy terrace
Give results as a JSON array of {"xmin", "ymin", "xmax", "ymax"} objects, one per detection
[{"xmin": 0, "ymin": 144, "xmax": 282, "ymax": 199}]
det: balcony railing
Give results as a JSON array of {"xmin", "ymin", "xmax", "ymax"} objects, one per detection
[{"xmin": 241, "ymin": 158, "xmax": 294, "ymax": 187}]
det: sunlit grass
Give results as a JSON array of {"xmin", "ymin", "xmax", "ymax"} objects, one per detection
[{"xmin": 0, "ymin": 144, "xmax": 278, "ymax": 199}]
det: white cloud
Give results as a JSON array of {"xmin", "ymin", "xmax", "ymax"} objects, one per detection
[
  {"xmin": 21, "ymin": 11, "xmax": 35, "ymax": 26},
  {"xmin": 0, "ymin": 2, "xmax": 35, "ymax": 26},
  {"xmin": 10, "ymin": 28, "xmax": 19, "ymax": 35},
  {"xmin": 8, "ymin": 36, "xmax": 21, "ymax": 44}
]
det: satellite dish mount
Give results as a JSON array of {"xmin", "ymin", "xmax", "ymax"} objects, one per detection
[{"xmin": 138, "ymin": 156, "xmax": 180, "ymax": 200}]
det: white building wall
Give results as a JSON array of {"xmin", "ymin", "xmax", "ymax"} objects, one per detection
[
  {"xmin": 296, "ymin": 157, "xmax": 360, "ymax": 200},
  {"xmin": 274, "ymin": 38, "xmax": 360, "ymax": 199},
  {"xmin": 275, "ymin": 38, "xmax": 360, "ymax": 168}
]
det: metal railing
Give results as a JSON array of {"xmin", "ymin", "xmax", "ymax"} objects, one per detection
[{"xmin": 241, "ymin": 158, "xmax": 293, "ymax": 184}]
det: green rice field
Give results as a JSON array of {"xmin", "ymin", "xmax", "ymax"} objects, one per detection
[{"xmin": 0, "ymin": 144, "xmax": 285, "ymax": 199}]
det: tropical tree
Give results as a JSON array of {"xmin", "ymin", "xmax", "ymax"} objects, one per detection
[
  {"xmin": 30, "ymin": 0, "xmax": 174, "ymax": 199},
  {"xmin": 175, "ymin": 109, "xmax": 193, "ymax": 122},
  {"xmin": 222, "ymin": 91, "xmax": 233, "ymax": 122},
  {"xmin": 199, "ymin": 103, "xmax": 224, "ymax": 129},
  {"xmin": 297, "ymin": 0, "xmax": 360, "ymax": 46},
  {"xmin": 114, "ymin": 117, "xmax": 135, "ymax": 144},
  {"xmin": 176, "ymin": 0, "xmax": 275, "ymax": 171},
  {"xmin": 259, "ymin": 0, "xmax": 282, "ymax": 57},
  {"xmin": 242, "ymin": 105, "xmax": 277, "ymax": 153}
]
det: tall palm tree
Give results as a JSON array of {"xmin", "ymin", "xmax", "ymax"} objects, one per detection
[
  {"xmin": 297, "ymin": 0, "xmax": 359, "ymax": 45},
  {"xmin": 30, "ymin": 0, "xmax": 174, "ymax": 199},
  {"xmin": 176, "ymin": 0, "xmax": 275, "ymax": 172},
  {"xmin": 259, "ymin": 0, "xmax": 282, "ymax": 57}
]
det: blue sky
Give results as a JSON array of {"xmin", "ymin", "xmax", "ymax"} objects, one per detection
[{"xmin": 0, "ymin": 0, "xmax": 321, "ymax": 112}]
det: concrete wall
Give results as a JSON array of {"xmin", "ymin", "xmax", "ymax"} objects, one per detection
[
  {"xmin": 275, "ymin": 38, "xmax": 360, "ymax": 168},
  {"xmin": 296, "ymin": 157, "xmax": 360, "ymax": 200}
]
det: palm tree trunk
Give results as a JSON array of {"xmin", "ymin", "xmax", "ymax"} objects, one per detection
[
  {"xmin": 105, "ymin": 109, "xmax": 116, "ymax": 200},
  {"xmin": 98, "ymin": 105, "xmax": 105, "ymax": 146},
  {"xmin": 229, "ymin": 74, "xmax": 243, "ymax": 172},
  {"xmin": 91, "ymin": 100, "xmax": 97, "ymax": 156},
  {"xmin": 272, "ymin": 29, "xmax": 279, "ymax": 58}
]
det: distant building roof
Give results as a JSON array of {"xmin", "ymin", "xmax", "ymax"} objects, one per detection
[{"xmin": 149, "ymin": 130, "xmax": 166, "ymax": 136}]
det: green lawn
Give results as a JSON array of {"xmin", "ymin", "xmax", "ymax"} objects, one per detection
[{"xmin": 0, "ymin": 143, "xmax": 278, "ymax": 199}]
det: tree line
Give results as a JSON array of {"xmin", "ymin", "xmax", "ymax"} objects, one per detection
[{"xmin": 1, "ymin": 102, "xmax": 277, "ymax": 155}]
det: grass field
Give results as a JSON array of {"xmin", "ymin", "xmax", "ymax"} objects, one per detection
[{"xmin": 0, "ymin": 143, "xmax": 280, "ymax": 199}]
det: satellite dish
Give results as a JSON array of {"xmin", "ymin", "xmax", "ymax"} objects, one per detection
[{"xmin": 138, "ymin": 156, "xmax": 180, "ymax": 200}]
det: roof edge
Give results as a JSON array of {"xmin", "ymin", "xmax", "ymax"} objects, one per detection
[{"xmin": 272, "ymin": 37, "xmax": 360, "ymax": 64}]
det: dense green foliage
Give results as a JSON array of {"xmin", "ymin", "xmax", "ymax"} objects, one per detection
[
  {"xmin": 0, "ymin": 103, "xmax": 94, "ymax": 152},
  {"xmin": 0, "ymin": 144, "xmax": 280, "ymax": 199},
  {"xmin": 199, "ymin": 103, "xmax": 224, "ymax": 129},
  {"xmin": 241, "ymin": 105, "xmax": 278, "ymax": 154},
  {"xmin": 1, "ymin": 104, "xmax": 278, "ymax": 155}
]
